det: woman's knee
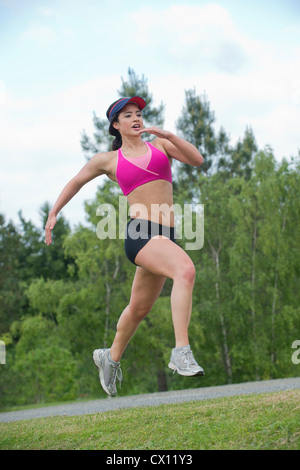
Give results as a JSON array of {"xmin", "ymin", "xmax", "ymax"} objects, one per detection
[
  {"xmin": 127, "ymin": 302, "xmax": 152, "ymax": 321},
  {"xmin": 175, "ymin": 260, "xmax": 196, "ymax": 286}
]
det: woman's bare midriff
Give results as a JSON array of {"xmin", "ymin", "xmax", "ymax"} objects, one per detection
[{"xmin": 127, "ymin": 180, "xmax": 175, "ymax": 226}]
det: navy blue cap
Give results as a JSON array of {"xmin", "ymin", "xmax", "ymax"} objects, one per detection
[{"xmin": 106, "ymin": 96, "xmax": 146, "ymax": 123}]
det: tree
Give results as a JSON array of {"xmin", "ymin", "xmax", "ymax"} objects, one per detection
[
  {"xmin": 118, "ymin": 67, "xmax": 165, "ymax": 129},
  {"xmin": 0, "ymin": 214, "xmax": 25, "ymax": 334},
  {"xmin": 196, "ymin": 173, "xmax": 234, "ymax": 383},
  {"xmin": 218, "ymin": 126, "xmax": 257, "ymax": 180},
  {"xmin": 227, "ymin": 149, "xmax": 300, "ymax": 380},
  {"xmin": 11, "ymin": 315, "xmax": 77, "ymax": 404},
  {"xmin": 14, "ymin": 205, "xmax": 74, "ymax": 282},
  {"xmin": 38, "ymin": 202, "xmax": 76, "ymax": 280},
  {"xmin": 176, "ymin": 89, "xmax": 218, "ymax": 177}
]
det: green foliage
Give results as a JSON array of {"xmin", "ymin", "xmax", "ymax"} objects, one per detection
[{"xmin": 177, "ymin": 89, "xmax": 217, "ymax": 174}]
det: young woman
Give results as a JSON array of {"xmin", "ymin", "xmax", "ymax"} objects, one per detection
[{"xmin": 45, "ymin": 96, "xmax": 205, "ymax": 397}]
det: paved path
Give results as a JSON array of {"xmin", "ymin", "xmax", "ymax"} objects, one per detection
[{"xmin": 1, "ymin": 377, "xmax": 299, "ymax": 423}]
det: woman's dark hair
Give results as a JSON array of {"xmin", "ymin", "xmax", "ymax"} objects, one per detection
[{"xmin": 109, "ymin": 112, "xmax": 122, "ymax": 151}]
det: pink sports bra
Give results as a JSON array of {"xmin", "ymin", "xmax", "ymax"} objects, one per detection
[{"xmin": 116, "ymin": 142, "xmax": 172, "ymax": 196}]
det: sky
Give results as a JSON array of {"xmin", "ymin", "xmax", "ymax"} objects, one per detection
[{"xmin": 0, "ymin": 0, "xmax": 300, "ymax": 230}]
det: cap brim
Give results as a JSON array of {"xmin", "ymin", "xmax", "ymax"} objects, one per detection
[{"xmin": 127, "ymin": 96, "xmax": 146, "ymax": 110}]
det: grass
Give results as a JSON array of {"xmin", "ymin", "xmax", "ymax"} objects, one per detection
[{"xmin": 0, "ymin": 390, "xmax": 299, "ymax": 450}]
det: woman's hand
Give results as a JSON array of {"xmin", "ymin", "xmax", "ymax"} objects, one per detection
[
  {"xmin": 45, "ymin": 213, "xmax": 57, "ymax": 245},
  {"xmin": 139, "ymin": 127, "xmax": 173, "ymax": 140}
]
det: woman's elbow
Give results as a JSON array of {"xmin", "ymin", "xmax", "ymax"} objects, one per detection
[{"xmin": 194, "ymin": 153, "xmax": 204, "ymax": 167}]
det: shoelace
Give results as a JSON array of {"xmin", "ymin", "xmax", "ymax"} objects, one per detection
[
  {"xmin": 171, "ymin": 350, "xmax": 198, "ymax": 375},
  {"xmin": 178, "ymin": 350, "xmax": 198, "ymax": 366},
  {"xmin": 109, "ymin": 363, "xmax": 123, "ymax": 389}
]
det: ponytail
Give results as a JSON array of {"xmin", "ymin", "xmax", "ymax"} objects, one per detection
[
  {"xmin": 112, "ymin": 132, "xmax": 122, "ymax": 151},
  {"xmin": 109, "ymin": 113, "xmax": 122, "ymax": 150}
]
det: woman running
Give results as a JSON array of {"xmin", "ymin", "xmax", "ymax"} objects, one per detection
[{"xmin": 45, "ymin": 96, "xmax": 205, "ymax": 397}]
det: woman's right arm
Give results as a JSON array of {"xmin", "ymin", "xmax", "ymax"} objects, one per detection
[{"xmin": 45, "ymin": 152, "xmax": 109, "ymax": 245}]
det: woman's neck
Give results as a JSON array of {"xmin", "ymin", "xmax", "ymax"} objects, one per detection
[{"xmin": 121, "ymin": 135, "xmax": 145, "ymax": 152}]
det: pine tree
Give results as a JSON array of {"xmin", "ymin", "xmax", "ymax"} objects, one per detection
[
  {"xmin": 218, "ymin": 126, "xmax": 257, "ymax": 180},
  {"xmin": 176, "ymin": 88, "xmax": 217, "ymax": 176},
  {"xmin": 118, "ymin": 67, "xmax": 165, "ymax": 129}
]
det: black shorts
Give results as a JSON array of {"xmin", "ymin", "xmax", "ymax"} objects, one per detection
[{"xmin": 124, "ymin": 218, "xmax": 177, "ymax": 266}]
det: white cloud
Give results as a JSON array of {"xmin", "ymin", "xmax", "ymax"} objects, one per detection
[
  {"xmin": 148, "ymin": 62, "xmax": 300, "ymax": 158},
  {"xmin": 20, "ymin": 3, "xmax": 75, "ymax": 48},
  {"xmin": 1, "ymin": 1, "xmax": 300, "ymax": 228},
  {"xmin": 21, "ymin": 24, "xmax": 57, "ymax": 45},
  {"xmin": 291, "ymin": 79, "xmax": 300, "ymax": 105},
  {"xmin": 1, "ymin": 75, "xmax": 121, "ymax": 153},
  {"xmin": 20, "ymin": 22, "xmax": 75, "ymax": 48},
  {"xmin": 132, "ymin": 3, "xmax": 300, "ymax": 158},
  {"xmin": 245, "ymin": 104, "xmax": 300, "ymax": 158},
  {"xmin": 36, "ymin": 6, "xmax": 61, "ymax": 19},
  {"xmin": 0, "ymin": 75, "xmax": 122, "ymax": 226},
  {"xmin": 132, "ymin": 4, "xmax": 253, "ymax": 73}
]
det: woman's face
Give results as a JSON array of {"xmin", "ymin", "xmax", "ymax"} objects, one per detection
[{"xmin": 113, "ymin": 103, "xmax": 143, "ymax": 137}]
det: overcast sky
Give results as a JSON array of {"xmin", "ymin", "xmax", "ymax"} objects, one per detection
[{"xmin": 1, "ymin": 0, "xmax": 299, "ymax": 230}]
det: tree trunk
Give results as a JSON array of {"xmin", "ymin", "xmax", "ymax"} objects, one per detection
[
  {"xmin": 270, "ymin": 215, "xmax": 286, "ymax": 376},
  {"xmin": 208, "ymin": 237, "xmax": 232, "ymax": 383},
  {"xmin": 103, "ymin": 258, "xmax": 120, "ymax": 348},
  {"xmin": 251, "ymin": 219, "xmax": 260, "ymax": 380},
  {"xmin": 157, "ymin": 369, "xmax": 168, "ymax": 392}
]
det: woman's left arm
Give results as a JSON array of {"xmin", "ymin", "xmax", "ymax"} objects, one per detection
[{"xmin": 140, "ymin": 127, "xmax": 203, "ymax": 166}]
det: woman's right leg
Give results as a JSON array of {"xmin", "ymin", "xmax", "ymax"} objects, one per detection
[
  {"xmin": 94, "ymin": 266, "xmax": 166, "ymax": 396},
  {"xmin": 134, "ymin": 237, "xmax": 204, "ymax": 377},
  {"xmin": 110, "ymin": 267, "xmax": 166, "ymax": 362}
]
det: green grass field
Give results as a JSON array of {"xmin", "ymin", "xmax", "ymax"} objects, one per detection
[{"xmin": 0, "ymin": 390, "xmax": 299, "ymax": 450}]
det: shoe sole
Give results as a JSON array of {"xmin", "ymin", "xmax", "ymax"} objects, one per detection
[
  {"xmin": 168, "ymin": 362, "xmax": 205, "ymax": 377},
  {"xmin": 93, "ymin": 350, "xmax": 116, "ymax": 397}
]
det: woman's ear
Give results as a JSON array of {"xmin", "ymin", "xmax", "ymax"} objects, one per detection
[{"xmin": 113, "ymin": 121, "xmax": 120, "ymax": 131}]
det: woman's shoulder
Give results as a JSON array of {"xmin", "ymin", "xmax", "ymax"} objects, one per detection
[
  {"xmin": 92, "ymin": 149, "xmax": 117, "ymax": 164},
  {"xmin": 147, "ymin": 138, "xmax": 168, "ymax": 156},
  {"xmin": 81, "ymin": 150, "xmax": 117, "ymax": 179}
]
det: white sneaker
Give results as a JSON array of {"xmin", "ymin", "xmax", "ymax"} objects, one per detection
[
  {"xmin": 168, "ymin": 345, "xmax": 205, "ymax": 376},
  {"xmin": 93, "ymin": 348, "xmax": 123, "ymax": 397}
]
